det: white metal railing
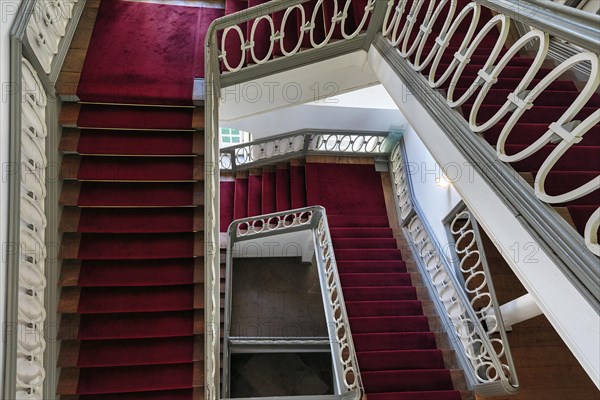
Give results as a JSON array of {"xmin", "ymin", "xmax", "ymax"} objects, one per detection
[
  {"xmin": 8, "ymin": 1, "xmax": 83, "ymax": 398},
  {"xmin": 389, "ymin": 141, "xmax": 518, "ymax": 396},
  {"xmin": 26, "ymin": 0, "xmax": 80, "ymax": 73},
  {"xmin": 447, "ymin": 208, "xmax": 519, "ymax": 389},
  {"xmin": 16, "ymin": 57, "xmax": 49, "ymax": 400},
  {"xmin": 405, "ymin": 214, "xmax": 518, "ymax": 396},
  {"xmin": 389, "ymin": 143, "xmax": 414, "ymax": 221},
  {"xmin": 219, "ymin": 0, "xmax": 379, "ymax": 73},
  {"xmin": 225, "ymin": 207, "xmax": 363, "ymax": 399},
  {"xmin": 381, "ymin": 0, "xmax": 599, "ymax": 256},
  {"xmin": 219, "ymin": 129, "xmax": 392, "ymax": 171}
]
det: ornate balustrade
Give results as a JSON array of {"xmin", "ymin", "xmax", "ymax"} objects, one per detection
[
  {"xmin": 16, "ymin": 58, "xmax": 49, "ymax": 400},
  {"xmin": 219, "ymin": 129, "xmax": 392, "ymax": 172},
  {"xmin": 405, "ymin": 214, "xmax": 518, "ymax": 395},
  {"xmin": 379, "ymin": 0, "xmax": 599, "ymax": 256},
  {"xmin": 446, "ymin": 207, "xmax": 519, "ymax": 391},
  {"xmin": 26, "ymin": 0, "xmax": 79, "ymax": 74},
  {"xmin": 6, "ymin": 1, "xmax": 85, "ymax": 399},
  {"xmin": 223, "ymin": 207, "xmax": 363, "ymax": 399},
  {"xmin": 217, "ymin": 0, "xmax": 380, "ymax": 74},
  {"xmin": 390, "ymin": 140, "xmax": 518, "ymax": 395}
]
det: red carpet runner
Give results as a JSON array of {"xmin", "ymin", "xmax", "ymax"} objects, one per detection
[
  {"xmin": 57, "ymin": 0, "xmax": 215, "ymax": 397},
  {"xmin": 77, "ymin": 0, "xmax": 223, "ymax": 105},
  {"xmin": 306, "ymin": 163, "xmax": 461, "ymax": 400},
  {"xmin": 220, "ymin": 164, "xmax": 307, "ymax": 231}
]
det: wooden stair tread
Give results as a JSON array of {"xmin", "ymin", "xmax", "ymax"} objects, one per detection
[{"xmin": 56, "ymin": 362, "xmax": 204, "ymax": 395}]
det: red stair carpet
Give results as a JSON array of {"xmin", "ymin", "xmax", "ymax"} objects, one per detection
[
  {"xmin": 219, "ymin": 163, "xmax": 307, "ymax": 231},
  {"xmin": 77, "ymin": 0, "xmax": 223, "ymax": 105},
  {"xmin": 57, "ymin": 0, "xmax": 218, "ymax": 397},
  {"xmin": 306, "ymin": 163, "xmax": 462, "ymax": 400}
]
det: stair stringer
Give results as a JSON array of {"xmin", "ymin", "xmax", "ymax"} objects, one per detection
[{"xmin": 369, "ymin": 46, "xmax": 600, "ymax": 387}]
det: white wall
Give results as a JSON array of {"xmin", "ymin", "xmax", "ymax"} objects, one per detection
[
  {"xmin": 232, "ymin": 230, "xmax": 314, "ymax": 263},
  {"xmin": 1, "ymin": 0, "xmax": 24, "ymax": 394},
  {"xmin": 226, "ymin": 104, "xmax": 405, "ymax": 140},
  {"xmin": 402, "ymin": 125, "xmax": 462, "ymax": 252}
]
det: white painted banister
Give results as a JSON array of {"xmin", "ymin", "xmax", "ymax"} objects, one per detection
[
  {"xmin": 223, "ymin": 207, "xmax": 363, "ymax": 399},
  {"xmin": 380, "ymin": 0, "xmax": 599, "ymax": 256},
  {"xmin": 16, "ymin": 57, "xmax": 48, "ymax": 400}
]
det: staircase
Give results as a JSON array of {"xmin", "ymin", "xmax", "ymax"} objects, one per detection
[
  {"xmin": 220, "ymin": 160, "xmax": 464, "ymax": 399},
  {"xmin": 37, "ymin": 0, "xmax": 597, "ymax": 397},
  {"xmin": 54, "ymin": 0, "xmax": 214, "ymax": 397},
  {"xmin": 220, "ymin": 161, "xmax": 307, "ymax": 231}
]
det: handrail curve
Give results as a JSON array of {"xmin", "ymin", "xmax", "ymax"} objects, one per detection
[
  {"xmin": 220, "ymin": 129, "xmax": 392, "ymax": 172},
  {"xmin": 225, "ymin": 206, "xmax": 363, "ymax": 398}
]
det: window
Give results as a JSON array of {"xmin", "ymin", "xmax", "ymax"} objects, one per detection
[{"xmin": 220, "ymin": 128, "xmax": 251, "ymax": 147}]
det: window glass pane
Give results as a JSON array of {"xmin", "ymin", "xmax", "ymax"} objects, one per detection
[
  {"xmin": 223, "ymin": 137, "xmax": 231, "ymax": 143},
  {"xmin": 232, "ymin": 137, "xmax": 241, "ymax": 143}
]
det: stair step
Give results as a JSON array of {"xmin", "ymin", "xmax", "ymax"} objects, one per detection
[
  {"xmin": 471, "ymin": 105, "xmax": 596, "ymax": 124},
  {"xmin": 335, "ymin": 249, "xmax": 402, "ymax": 260},
  {"xmin": 330, "ymin": 227, "xmax": 394, "ymax": 238},
  {"xmin": 333, "ymin": 238, "xmax": 397, "ymax": 249},
  {"xmin": 60, "ymin": 182, "xmax": 203, "ymax": 207},
  {"xmin": 366, "ymin": 390, "xmax": 462, "ymax": 400},
  {"xmin": 59, "ymin": 259, "xmax": 204, "ymax": 287},
  {"xmin": 343, "ymin": 286, "xmax": 417, "ymax": 301},
  {"xmin": 509, "ymin": 144, "xmax": 599, "ymax": 174},
  {"xmin": 336, "ymin": 260, "xmax": 407, "ymax": 273},
  {"xmin": 275, "ymin": 165, "xmax": 291, "ymax": 211},
  {"xmin": 290, "ymin": 165, "xmax": 307, "ymax": 209},
  {"xmin": 362, "ymin": 369, "xmax": 454, "ymax": 394},
  {"xmin": 340, "ymin": 273, "xmax": 412, "ymax": 287},
  {"xmin": 346, "ymin": 300, "xmax": 424, "ymax": 317},
  {"xmin": 59, "ymin": 336, "xmax": 202, "ymax": 368},
  {"xmin": 59, "ymin": 285, "xmax": 202, "ymax": 314},
  {"xmin": 61, "ymin": 103, "xmax": 201, "ymax": 131},
  {"xmin": 60, "ymin": 208, "xmax": 203, "ymax": 233},
  {"xmin": 59, "ymin": 233, "xmax": 203, "ymax": 260},
  {"xmin": 350, "ymin": 316, "xmax": 430, "ymax": 333},
  {"xmin": 327, "ymin": 215, "xmax": 389, "ymax": 227},
  {"xmin": 261, "ymin": 169, "xmax": 277, "ymax": 214},
  {"xmin": 247, "ymin": 174, "xmax": 262, "ymax": 217},
  {"xmin": 60, "ymin": 129, "xmax": 203, "ymax": 156},
  {"xmin": 58, "ymin": 389, "xmax": 199, "ymax": 400},
  {"xmin": 220, "ymin": 180, "xmax": 235, "ymax": 231},
  {"xmin": 356, "ymin": 349, "xmax": 446, "ymax": 371},
  {"xmin": 58, "ymin": 362, "xmax": 202, "ymax": 395},
  {"xmin": 353, "ymin": 332, "xmax": 438, "ymax": 351},
  {"xmin": 233, "ymin": 177, "xmax": 249, "ymax": 220},
  {"xmin": 61, "ymin": 155, "xmax": 204, "ymax": 181},
  {"xmin": 59, "ymin": 310, "xmax": 204, "ymax": 340}
]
